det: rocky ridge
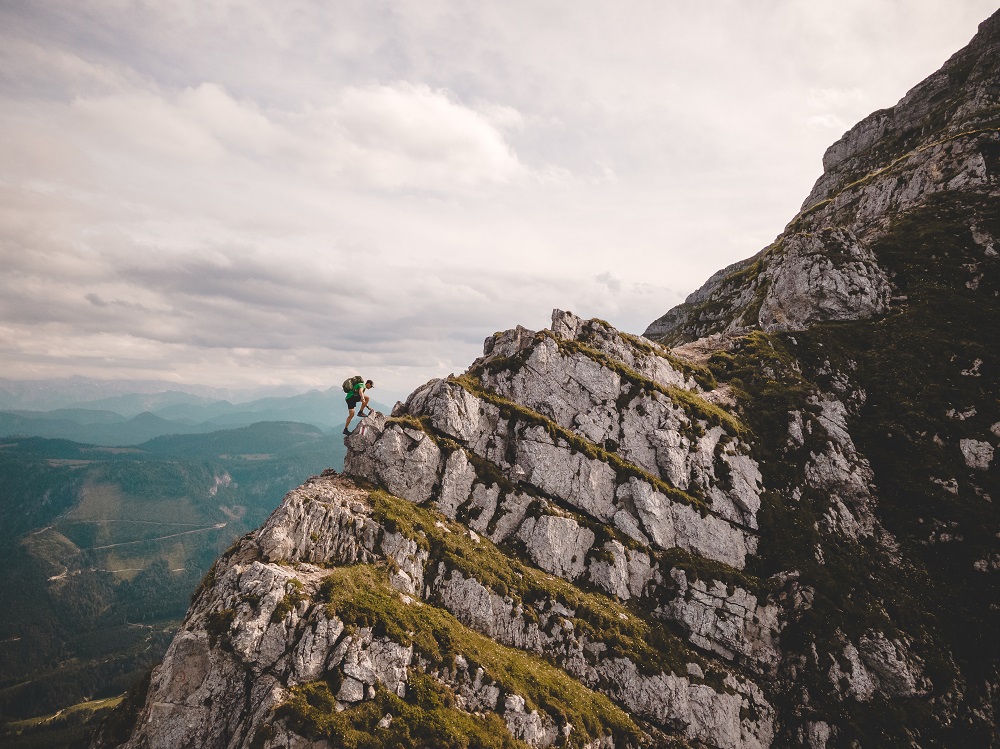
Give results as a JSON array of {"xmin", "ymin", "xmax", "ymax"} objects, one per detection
[{"xmin": 96, "ymin": 310, "xmax": 790, "ymax": 749}]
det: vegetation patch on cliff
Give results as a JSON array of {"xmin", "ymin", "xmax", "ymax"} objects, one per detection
[
  {"xmin": 447, "ymin": 375, "xmax": 709, "ymax": 512},
  {"xmin": 658, "ymin": 547, "xmax": 761, "ymax": 597},
  {"xmin": 369, "ymin": 489, "xmax": 711, "ymax": 682},
  {"xmin": 315, "ymin": 564, "xmax": 642, "ymax": 746},
  {"xmin": 277, "ymin": 671, "xmax": 532, "ymax": 749},
  {"xmin": 702, "ymin": 189, "xmax": 1000, "ymax": 745},
  {"xmin": 798, "ymin": 194, "xmax": 1000, "ymax": 703},
  {"xmin": 270, "ymin": 578, "xmax": 306, "ymax": 623}
]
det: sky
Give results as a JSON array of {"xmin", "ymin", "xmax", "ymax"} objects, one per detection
[{"xmin": 1, "ymin": 1, "xmax": 997, "ymax": 405}]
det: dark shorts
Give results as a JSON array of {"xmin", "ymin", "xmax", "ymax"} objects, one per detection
[{"xmin": 346, "ymin": 395, "xmax": 361, "ymax": 409}]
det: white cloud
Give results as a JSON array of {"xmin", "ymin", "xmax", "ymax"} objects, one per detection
[
  {"xmin": 328, "ymin": 82, "xmax": 526, "ymax": 189},
  {"xmin": 596, "ymin": 272, "xmax": 622, "ymax": 293},
  {"xmin": 56, "ymin": 79, "xmax": 529, "ymax": 191},
  {"xmin": 73, "ymin": 89, "xmax": 230, "ymax": 161},
  {"xmin": 178, "ymin": 83, "xmax": 280, "ymax": 153},
  {"xmin": 806, "ymin": 113, "xmax": 850, "ymax": 131},
  {"xmin": 806, "ymin": 87, "xmax": 865, "ymax": 110}
]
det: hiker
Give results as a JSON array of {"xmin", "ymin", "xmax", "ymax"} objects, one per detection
[{"xmin": 343, "ymin": 377, "xmax": 374, "ymax": 434}]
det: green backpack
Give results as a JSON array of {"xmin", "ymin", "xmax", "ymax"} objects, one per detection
[{"xmin": 342, "ymin": 375, "xmax": 363, "ymax": 393}]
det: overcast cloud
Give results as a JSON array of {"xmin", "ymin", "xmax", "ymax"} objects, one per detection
[{"xmin": 1, "ymin": 1, "xmax": 996, "ymax": 404}]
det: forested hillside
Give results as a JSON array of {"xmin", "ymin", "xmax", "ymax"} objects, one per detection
[{"xmin": 0, "ymin": 422, "xmax": 346, "ymax": 748}]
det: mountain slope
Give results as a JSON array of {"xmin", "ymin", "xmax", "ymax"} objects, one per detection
[
  {"xmin": 638, "ymin": 9, "xmax": 1000, "ymax": 747},
  {"xmin": 95, "ymin": 315, "xmax": 775, "ymax": 749}
]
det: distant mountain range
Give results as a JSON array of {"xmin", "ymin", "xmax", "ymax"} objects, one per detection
[
  {"xmin": 0, "ymin": 376, "xmax": 301, "ymax": 412},
  {"xmin": 0, "ymin": 385, "xmax": 394, "ymax": 446}
]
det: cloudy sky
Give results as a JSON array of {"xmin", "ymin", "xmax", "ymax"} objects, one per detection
[{"xmin": 1, "ymin": 1, "xmax": 996, "ymax": 404}]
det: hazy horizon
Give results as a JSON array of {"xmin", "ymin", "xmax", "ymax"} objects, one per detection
[{"xmin": 2, "ymin": 1, "xmax": 997, "ymax": 404}]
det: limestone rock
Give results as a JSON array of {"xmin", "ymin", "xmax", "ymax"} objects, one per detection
[
  {"xmin": 344, "ymin": 415, "xmax": 442, "ymax": 503},
  {"xmin": 429, "ymin": 568, "xmax": 775, "ymax": 749},
  {"xmin": 586, "ymin": 541, "xmax": 654, "ymax": 600},
  {"xmin": 660, "ymin": 568, "xmax": 781, "ymax": 671},
  {"xmin": 347, "ymin": 312, "xmax": 760, "ymax": 575},
  {"xmin": 597, "ymin": 657, "xmax": 773, "ymax": 749},
  {"xmin": 857, "ymin": 632, "xmax": 930, "ymax": 698},
  {"xmin": 756, "ymin": 229, "xmax": 891, "ymax": 333},
  {"xmin": 643, "ymin": 14, "xmax": 1000, "ymax": 348},
  {"xmin": 828, "ymin": 631, "xmax": 930, "ymax": 702},
  {"xmin": 516, "ymin": 514, "xmax": 595, "ymax": 580},
  {"xmin": 960, "ymin": 438, "xmax": 995, "ymax": 470},
  {"xmin": 110, "ymin": 471, "xmax": 777, "ymax": 749},
  {"xmin": 502, "ymin": 694, "xmax": 559, "ymax": 748}
]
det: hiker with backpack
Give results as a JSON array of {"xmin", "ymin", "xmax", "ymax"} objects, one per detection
[{"xmin": 343, "ymin": 376, "xmax": 374, "ymax": 434}]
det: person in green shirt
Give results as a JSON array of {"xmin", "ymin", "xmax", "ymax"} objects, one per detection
[{"xmin": 344, "ymin": 379, "xmax": 374, "ymax": 434}]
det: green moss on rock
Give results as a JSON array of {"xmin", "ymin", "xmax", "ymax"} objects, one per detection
[
  {"xmin": 278, "ymin": 673, "xmax": 532, "ymax": 749},
  {"xmin": 368, "ymin": 490, "xmax": 703, "ymax": 681},
  {"xmin": 270, "ymin": 579, "xmax": 306, "ymax": 623},
  {"xmin": 447, "ymin": 374, "xmax": 709, "ymax": 512},
  {"xmin": 205, "ymin": 608, "xmax": 235, "ymax": 649},
  {"xmin": 314, "ymin": 564, "xmax": 642, "ymax": 746}
]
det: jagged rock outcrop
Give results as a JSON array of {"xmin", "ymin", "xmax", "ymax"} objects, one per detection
[
  {"xmin": 97, "ymin": 10, "xmax": 1000, "ymax": 749},
  {"xmin": 341, "ymin": 310, "xmax": 780, "ymax": 746},
  {"xmin": 644, "ymin": 12, "xmax": 1000, "ymax": 347},
  {"xmin": 94, "ymin": 474, "xmax": 620, "ymax": 749},
  {"xmin": 97, "ymin": 465, "xmax": 775, "ymax": 749},
  {"xmin": 95, "ymin": 310, "xmax": 782, "ymax": 749},
  {"xmin": 348, "ymin": 311, "xmax": 761, "ymax": 574}
]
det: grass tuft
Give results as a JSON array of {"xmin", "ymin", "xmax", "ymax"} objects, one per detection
[
  {"xmin": 312, "ymin": 563, "xmax": 642, "ymax": 746},
  {"xmin": 369, "ymin": 490, "xmax": 703, "ymax": 681},
  {"xmin": 447, "ymin": 375, "xmax": 709, "ymax": 513}
]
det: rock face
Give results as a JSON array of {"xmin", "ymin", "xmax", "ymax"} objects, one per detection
[
  {"xmin": 339, "ymin": 311, "xmax": 778, "ymax": 746},
  {"xmin": 347, "ymin": 312, "xmax": 761, "ymax": 574},
  {"xmin": 98, "ymin": 11, "xmax": 1000, "ymax": 749},
  {"xmin": 95, "ymin": 468, "xmax": 774, "ymax": 749},
  {"xmin": 640, "ymin": 9, "xmax": 1000, "ymax": 749},
  {"xmin": 95, "ymin": 314, "xmax": 780, "ymax": 749}
]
